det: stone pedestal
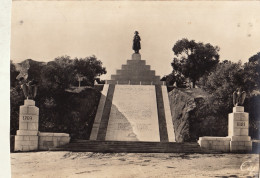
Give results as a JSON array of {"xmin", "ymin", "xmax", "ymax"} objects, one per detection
[
  {"xmin": 132, "ymin": 53, "xmax": 141, "ymax": 60},
  {"xmin": 228, "ymin": 106, "xmax": 252, "ymax": 152},
  {"xmin": 15, "ymin": 100, "xmax": 39, "ymax": 151}
]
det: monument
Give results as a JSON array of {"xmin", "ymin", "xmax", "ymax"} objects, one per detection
[
  {"xmin": 198, "ymin": 88, "xmax": 252, "ymax": 152},
  {"xmin": 14, "ymin": 70, "xmax": 70, "ymax": 152},
  {"xmin": 14, "ymin": 79, "xmax": 40, "ymax": 151},
  {"xmin": 90, "ymin": 31, "xmax": 176, "ymax": 142}
]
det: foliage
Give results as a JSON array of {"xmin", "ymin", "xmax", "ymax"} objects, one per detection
[
  {"xmin": 73, "ymin": 56, "xmax": 107, "ymax": 86},
  {"xmin": 198, "ymin": 56, "xmax": 260, "ymax": 139},
  {"xmin": 243, "ymin": 52, "xmax": 260, "ymax": 92},
  {"xmin": 41, "ymin": 56, "xmax": 107, "ymax": 91},
  {"xmin": 41, "ymin": 56, "xmax": 75, "ymax": 92},
  {"xmin": 10, "ymin": 56, "xmax": 107, "ymax": 138},
  {"xmin": 172, "ymin": 38, "xmax": 220, "ymax": 87},
  {"xmin": 161, "ymin": 72, "xmax": 186, "ymax": 88},
  {"xmin": 199, "ymin": 61, "xmax": 244, "ymax": 116}
]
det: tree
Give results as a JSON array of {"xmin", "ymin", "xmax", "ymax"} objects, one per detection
[
  {"xmin": 200, "ymin": 60, "xmax": 244, "ymax": 114},
  {"xmin": 172, "ymin": 38, "xmax": 220, "ymax": 88},
  {"xmin": 41, "ymin": 56, "xmax": 74, "ymax": 92},
  {"xmin": 243, "ymin": 52, "xmax": 260, "ymax": 93},
  {"xmin": 73, "ymin": 56, "xmax": 107, "ymax": 86}
]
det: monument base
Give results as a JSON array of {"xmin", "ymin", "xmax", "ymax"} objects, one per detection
[
  {"xmin": 132, "ymin": 53, "xmax": 141, "ymax": 60},
  {"xmin": 230, "ymin": 141, "xmax": 252, "ymax": 152},
  {"xmin": 15, "ymin": 130, "xmax": 39, "ymax": 151},
  {"xmin": 15, "ymin": 100, "xmax": 39, "ymax": 151},
  {"xmin": 228, "ymin": 106, "xmax": 252, "ymax": 152}
]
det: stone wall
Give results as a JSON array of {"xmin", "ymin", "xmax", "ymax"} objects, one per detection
[
  {"xmin": 38, "ymin": 132, "xmax": 70, "ymax": 150},
  {"xmin": 198, "ymin": 137, "xmax": 230, "ymax": 152}
]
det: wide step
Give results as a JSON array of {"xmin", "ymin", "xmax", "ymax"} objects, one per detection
[{"xmin": 53, "ymin": 140, "xmax": 203, "ymax": 153}]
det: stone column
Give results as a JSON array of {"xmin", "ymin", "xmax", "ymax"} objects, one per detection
[
  {"xmin": 228, "ymin": 106, "xmax": 252, "ymax": 152},
  {"xmin": 14, "ymin": 100, "xmax": 39, "ymax": 151}
]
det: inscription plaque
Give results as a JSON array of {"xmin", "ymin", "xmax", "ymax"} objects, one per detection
[
  {"xmin": 237, "ymin": 121, "xmax": 246, "ymax": 127},
  {"xmin": 105, "ymin": 85, "xmax": 160, "ymax": 141},
  {"xmin": 23, "ymin": 115, "xmax": 32, "ymax": 121}
]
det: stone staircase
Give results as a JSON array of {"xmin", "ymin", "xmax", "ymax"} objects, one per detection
[{"xmin": 51, "ymin": 140, "xmax": 203, "ymax": 153}]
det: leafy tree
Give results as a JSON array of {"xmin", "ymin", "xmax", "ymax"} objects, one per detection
[
  {"xmin": 243, "ymin": 52, "xmax": 260, "ymax": 93},
  {"xmin": 172, "ymin": 38, "xmax": 220, "ymax": 88},
  {"xmin": 73, "ymin": 56, "xmax": 107, "ymax": 86},
  {"xmin": 41, "ymin": 56, "xmax": 75, "ymax": 92},
  {"xmin": 200, "ymin": 60, "xmax": 244, "ymax": 111}
]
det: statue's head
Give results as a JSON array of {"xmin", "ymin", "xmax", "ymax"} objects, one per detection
[{"xmin": 135, "ymin": 31, "xmax": 139, "ymax": 35}]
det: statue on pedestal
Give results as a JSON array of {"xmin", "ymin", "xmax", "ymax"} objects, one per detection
[
  {"xmin": 132, "ymin": 31, "xmax": 141, "ymax": 53},
  {"xmin": 233, "ymin": 88, "xmax": 246, "ymax": 106}
]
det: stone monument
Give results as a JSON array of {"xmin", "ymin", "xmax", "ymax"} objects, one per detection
[
  {"xmin": 198, "ymin": 89, "xmax": 252, "ymax": 152},
  {"xmin": 228, "ymin": 89, "xmax": 252, "ymax": 152},
  {"xmin": 90, "ymin": 32, "xmax": 176, "ymax": 142},
  {"xmin": 15, "ymin": 99, "xmax": 39, "ymax": 151},
  {"xmin": 14, "ymin": 72, "xmax": 71, "ymax": 151},
  {"xmin": 228, "ymin": 106, "xmax": 252, "ymax": 151}
]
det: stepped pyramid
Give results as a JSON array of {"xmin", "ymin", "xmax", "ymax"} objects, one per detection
[{"xmin": 106, "ymin": 53, "xmax": 162, "ymax": 85}]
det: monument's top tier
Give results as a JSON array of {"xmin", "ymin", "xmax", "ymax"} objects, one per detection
[
  {"xmin": 107, "ymin": 53, "xmax": 162, "ymax": 85},
  {"xmin": 132, "ymin": 53, "xmax": 141, "ymax": 60}
]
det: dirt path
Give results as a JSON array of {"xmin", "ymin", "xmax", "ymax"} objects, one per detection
[{"xmin": 11, "ymin": 152, "xmax": 259, "ymax": 178}]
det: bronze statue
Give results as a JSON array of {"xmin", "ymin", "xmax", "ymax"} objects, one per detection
[
  {"xmin": 15, "ymin": 60, "xmax": 38, "ymax": 99},
  {"xmin": 19, "ymin": 77, "xmax": 38, "ymax": 100},
  {"xmin": 233, "ymin": 88, "xmax": 246, "ymax": 106},
  {"xmin": 132, "ymin": 31, "xmax": 141, "ymax": 53}
]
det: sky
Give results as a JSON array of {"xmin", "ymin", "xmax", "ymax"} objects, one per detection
[{"xmin": 11, "ymin": 1, "xmax": 260, "ymax": 80}]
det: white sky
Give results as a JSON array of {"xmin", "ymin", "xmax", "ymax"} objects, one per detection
[{"xmin": 11, "ymin": 1, "xmax": 260, "ymax": 79}]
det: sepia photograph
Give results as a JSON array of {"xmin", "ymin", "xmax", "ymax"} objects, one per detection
[{"xmin": 6, "ymin": 0, "xmax": 260, "ymax": 177}]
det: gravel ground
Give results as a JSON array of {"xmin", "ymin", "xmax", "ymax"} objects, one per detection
[{"xmin": 11, "ymin": 152, "xmax": 259, "ymax": 178}]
